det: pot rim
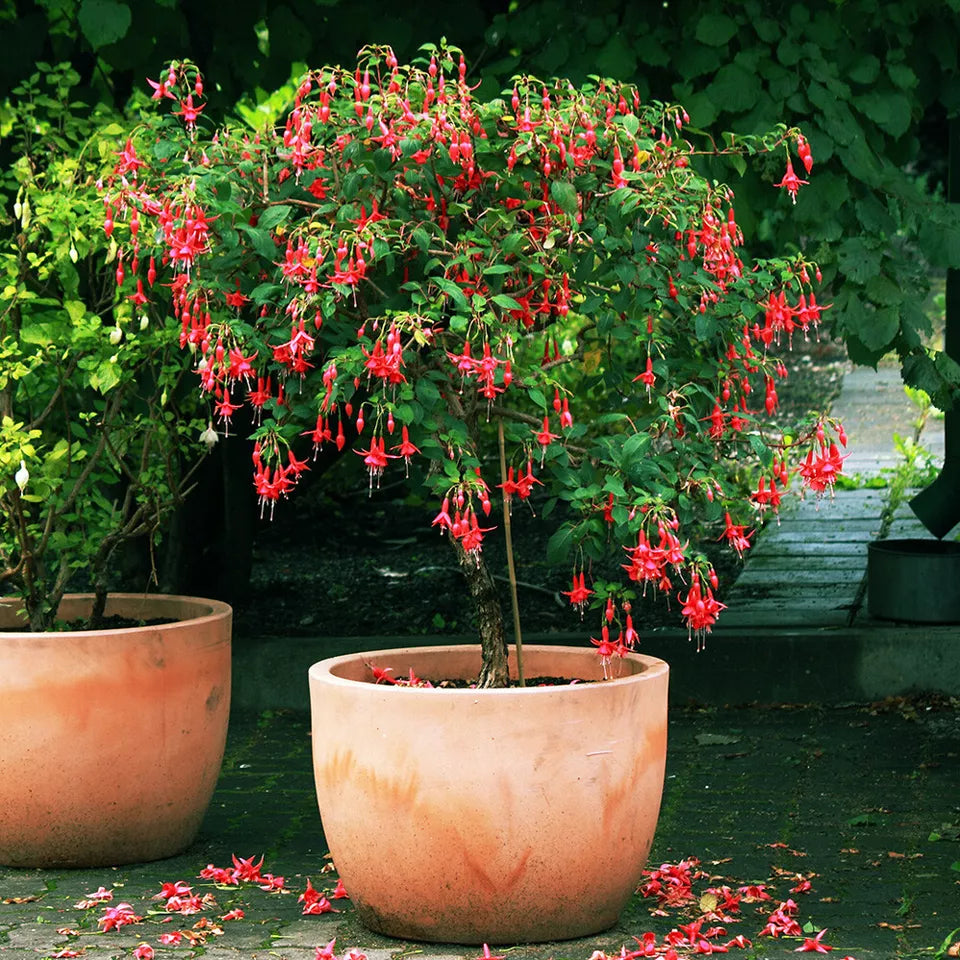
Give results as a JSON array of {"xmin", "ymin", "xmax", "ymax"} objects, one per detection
[
  {"xmin": 868, "ymin": 538, "xmax": 960, "ymax": 557},
  {"xmin": 0, "ymin": 592, "xmax": 233, "ymax": 637},
  {"xmin": 309, "ymin": 643, "xmax": 668, "ymax": 696}
]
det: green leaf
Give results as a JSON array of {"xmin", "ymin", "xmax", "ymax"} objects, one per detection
[
  {"xmin": 64, "ymin": 301, "xmax": 86, "ymax": 323},
  {"xmin": 550, "ymin": 180, "xmax": 579, "ymax": 216},
  {"xmin": 695, "ymin": 12, "xmax": 738, "ymax": 46},
  {"xmin": 919, "ymin": 216, "xmax": 960, "ymax": 268},
  {"xmin": 858, "ymin": 306, "xmax": 900, "ymax": 352},
  {"xmin": 865, "ymin": 273, "xmax": 903, "ymax": 306},
  {"xmin": 621, "ymin": 432, "xmax": 650, "ymax": 461},
  {"xmin": 528, "ymin": 386, "xmax": 547, "ymax": 411},
  {"xmin": 412, "ymin": 227, "xmax": 430, "ymax": 253},
  {"xmin": 94, "ymin": 359, "xmax": 121, "ymax": 393},
  {"xmin": 434, "ymin": 277, "xmax": 470, "ymax": 312},
  {"xmin": 236, "ymin": 222, "xmax": 278, "ymax": 262},
  {"xmin": 837, "ymin": 238, "xmax": 882, "ymax": 283},
  {"xmin": 77, "ymin": 0, "xmax": 131, "ymax": 49},
  {"xmin": 888, "ymin": 63, "xmax": 918, "ymax": 90},
  {"xmin": 595, "ymin": 34, "xmax": 637, "ymax": 78},
  {"xmin": 727, "ymin": 153, "xmax": 746, "ymax": 178},
  {"xmin": 849, "ymin": 55, "xmax": 881, "ymax": 84},
  {"xmin": 705, "ymin": 63, "xmax": 761, "ymax": 113},
  {"xmin": 491, "ymin": 293, "xmax": 523, "ymax": 311},
  {"xmin": 546, "ymin": 525, "xmax": 576, "ymax": 565},
  {"xmin": 854, "ymin": 91, "xmax": 913, "ymax": 138},
  {"xmin": 257, "ymin": 204, "xmax": 293, "ymax": 230},
  {"xmin": 695, "ymin": 312, "xmax": 717, "ymax": 340},
  {"xmin": 501, "ymin": 233, "xmax": 526, "ymax": 256},
  {"xmin": 415, "ymin": 378, "xmax": 441, "ymax": 405}
]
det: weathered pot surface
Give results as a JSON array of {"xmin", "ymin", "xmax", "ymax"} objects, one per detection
[
  {"xmin": 0, "ymin": 593, "xmax": 232, "ymax": 867},
  {"xmin": 309, "ymin": 644, "xmax": 669, "ymax": 944}
]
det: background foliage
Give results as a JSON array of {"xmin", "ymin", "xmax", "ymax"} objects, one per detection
[{"xmin": 3, "ymin": 0, "xmax": 958, "ymax": 409}]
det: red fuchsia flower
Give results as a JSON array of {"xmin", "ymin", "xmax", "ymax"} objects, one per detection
[
  {"xmin": 458, "ymin": 509, "xmax": 496, "ymax": 561},
  {"xmin": 159, "ymin": 931, "xmax": 183, "ymax": 945},
  {"xmin": 796, "ymin": 134, "xmax": 814, "ymax": 174},
  {"xmin": 258, "ymin": 873, "xmax": 286, "ymax": 891},
  {"xmin": 534, "ymin": 415, "xmax": 561, "ymax": 459},
  {"xmin": 133, "ymin": 945, "xmax": 155, "ymax": 960},
  {"xmin": 759, "ymin": 904, "xmax": 803, "ymax": 939},
  {"xmin": 798, "ymin": 438, "xmax": 847, "ymax": 496},
  {"xmin": 355, "ymin": 435, "xmax": 395, "ymax": 491},
  {"xmin": 431, "ymin": 496, "xmax": 452, "ymax": 532},
  {"xmin": 392, "ymin": 425, "xmax": 420, "ymax": 476},
  {"xmin": 315, "ymin": 939, "xmax": 337, "ymax": 960},
  {"xmin": 230, "ymin": 853, "xmax": 265, "ymax": 882},
  {"xmin": 368, "ymin": 664, "xmax": 397, "ymax": 684},
  {"xmin": 789, "ymin": 873, "xmax": 815, "ymax": 894},
  {"xmin": 721, "ymin": 511, "xmax": 752, "ymax": 558},
  {"xmin": 476, "ymin": 944, "xmax": 505, "ymax": 960},
  {"xmin": 591, "ymin": 624, "xmax": 615, "ymax": 663},
  {"xmin": 221, "ymin": 908, "xmax": 245, "ymax": 920},
  {"xmin": 680, "ymin": 576, "xmax": 726, "ymax": 648},
  {"xmin": 50, "ymin": 950, "xmax": 82, "ymax": 959},
  {"xmin": 175, "ymin": 93, "xmax": 204, "ymax": 132},
  {"xmin": 332, "ymin": 878, "xmax": 349, "ymax": 899},
  {"xmin": 562, "ymin": 571, "xmax": 593, "ymax": 615},
  {"xmin": 198, "ymin": 863, "xmax": 238, "ymax": 885},
  {"xmin": 775, "ymin": 159, "xmax": 808, "ymax": 204},
  {"xmin": 633, "ymin": 355, "xmax": 656, "ymax": 399},
  {"xmin": 795, "ymin": 929, "xmax": 833, "ymax": 952},
  {"xmin": 146, "ymin": 76, "xmax": 176, "ymax": 100},
  {"xmin": 153, "ymin": 881, "xmax": 192, "ymax": 901},
  {"xmin": 97, "ymin": 902, "xmax": 142, "ymax": 931},
  {"xmin": 73, "ymin": 886, "xmax": 114, "ymax": 909},
  {"xmin": 299, "ymin": 877, "xmax": 337, "ymax": 915}
]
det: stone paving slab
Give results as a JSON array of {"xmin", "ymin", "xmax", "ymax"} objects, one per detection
[
  {"xmin": 2, "ymin": 705, "xmax": 957, "ymax": 960},
  {"xmin": 750, "ymin": 540, "xmax": 869, "ymax": 558},
  {"xmin": 734, "ymin": 564, "xmax": 864, "ymax": 584},
  {"xmin": 739, "ymin": 554, "xmax": 866, "ymax": 571}
]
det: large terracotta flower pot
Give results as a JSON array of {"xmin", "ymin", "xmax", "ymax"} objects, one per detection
[
  {"xmin": 309, "ymin": 644, "xmax": 668, "ymax": 944},
  {"xmin": 0, "ymin": 593, "xmax": 232, "ymax": 867}
]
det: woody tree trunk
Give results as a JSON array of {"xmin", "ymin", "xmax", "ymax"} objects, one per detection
[{"xmin": 452, "ymin": 539, "xmax": 510, "ymax": 688}]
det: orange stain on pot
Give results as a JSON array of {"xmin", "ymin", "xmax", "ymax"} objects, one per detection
[{"xmin": 319, "ymin": 748, "xmax": 421, "ymax": 810}]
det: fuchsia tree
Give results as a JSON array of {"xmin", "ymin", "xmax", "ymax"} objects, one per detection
[{"xmin": 104, "ymin": 43, "xmax": 844, "ymax": 686}]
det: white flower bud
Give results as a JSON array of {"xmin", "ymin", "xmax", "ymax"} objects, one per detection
[
  {"xmin": 109, "ymin": 326, "xmax": 123, "ymax": 345},
  {"xmin": 139, "ymin": 315, "xmax": 149, "ymax": 331},
  {"xmin": 15, "ymin": 460, "xmax": 29, "ymax": 492},
  {"xmin": 199, "ymin": 423, "xmax": 219, "ymax": 449}
]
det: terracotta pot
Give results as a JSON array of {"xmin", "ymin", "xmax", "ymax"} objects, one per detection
[
  {"xmin": 309, "ymin": 644, "xmax": 668, "ymax": 944},
  {"xmin": 0, "ymin": 593, "xmax": 232, "ymax": 867}
]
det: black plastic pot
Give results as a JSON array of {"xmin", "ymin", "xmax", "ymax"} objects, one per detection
[{"xmin": 867, "ymin": 539, "xmax": 960, "ymax": 623}]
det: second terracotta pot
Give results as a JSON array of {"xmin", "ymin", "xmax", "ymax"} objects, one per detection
[
  {"xmin": 0, "ymin": 593, "xmax": 232, "ymax": 868},
  {"xmin": 309, "ymin": 644, "xmax": 668, "ymax": 944}
]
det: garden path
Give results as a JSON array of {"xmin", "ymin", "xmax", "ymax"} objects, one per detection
[{"xmin": 719, "ymin": 360, "xmax": 948, "ymax": 633}]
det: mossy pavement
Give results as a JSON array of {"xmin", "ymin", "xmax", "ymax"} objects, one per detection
[{"xmin": 1, "ymin": 363, "xmax": 958, "ymax": 960}]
